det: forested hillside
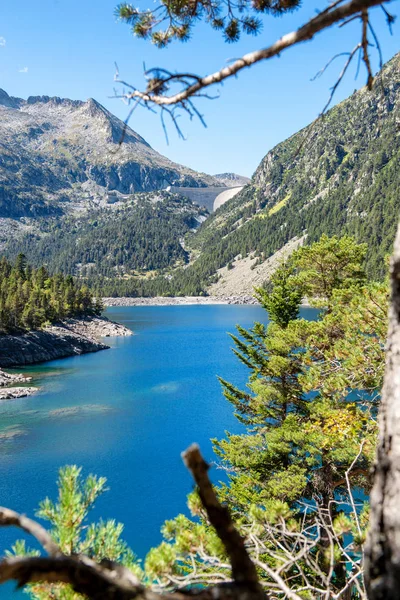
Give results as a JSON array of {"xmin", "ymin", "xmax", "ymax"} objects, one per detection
[
  {"xmin": 2, "ymin": 54, "xmax": 399, "ymax": 298},
  {"xmin": 5, "ymin": 192, "xmax": 207, "ymax": 278},
  {"xmin": 87, "ymin": 53, "xmax": 400, "ymax": 297},
  {"xmin": 180, "ymin": 52, "xmax": 399, "ymax": 290},
  {"xmin": 0, "ymin": 255, "xmax": 102, "ymax": 333}
]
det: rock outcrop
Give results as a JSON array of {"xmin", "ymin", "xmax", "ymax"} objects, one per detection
[
  {"xmin": 0, "ymin": 370, "xmax": 32, "ymax": 387},
  {"xmin": 213, "ymin": 173, "xmax": 251, "ymax": 187},
  {"xmin": 207, "ymin": 236, "xmax": 306, "ymax": 297},
  {"xmin": 0, "ymin": 386, "xmax": 38, "ymax": 400},
  {"xmin": 0, "ymin": 316, "xmax": 132, "ymax": 368},
  {"xmin": 0, "ymin": 369, "xmax": 37, "ymax": 400}
]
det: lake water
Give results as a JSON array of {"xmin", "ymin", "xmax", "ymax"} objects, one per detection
[{"xmin": 0, "ymin": 305, "xmax": 316, "ymax": 597}]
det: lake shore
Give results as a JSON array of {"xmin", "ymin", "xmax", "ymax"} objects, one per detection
[
  {"xmin": 103, "ymin": 296, "xmax": 312, "ymax": 308},
  {"xmin": 0, "ymin": 316, "xmax": 132, "ymax": 399},
  {"xmin": 0, "ymin": 369, "xmax": 39, "ymax": 400},
  {"xmin": 103, "ymin": 295, "xmax": 259, "ymax": 306}
]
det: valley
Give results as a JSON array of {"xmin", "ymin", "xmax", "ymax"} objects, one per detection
[
  {"xmin": 0, "ymin": 1, "xmax": 398, "ymax": 598},
  {"xmin": 0, "ymin": 53, "xmax": 399, "ymax": 298}
]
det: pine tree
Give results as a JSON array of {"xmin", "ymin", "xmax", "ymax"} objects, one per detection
[
  {"xmin": 0, "ymin": 257, "xmax": 101, "ymax": 333},
  {"xmin": 144, "ymin": 236, "xmax": 385, "ymax": 597},
  {"xmin": 8, "ymin": 466, "xmax": 141, "ymax": 600}
]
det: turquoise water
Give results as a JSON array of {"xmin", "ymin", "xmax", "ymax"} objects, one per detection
[{"xmin": 0, "ymin": 305, "xmax": 316, "ymax": 597}]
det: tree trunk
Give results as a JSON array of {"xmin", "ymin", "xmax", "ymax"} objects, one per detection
[{"xmin": 365, "ymin": 224, "xmax": 400, "ymax": 599}]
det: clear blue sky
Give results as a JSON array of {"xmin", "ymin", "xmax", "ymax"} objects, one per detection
[{"xmin": 0, "ymin": 0, "xmax": 398, "ymax": 177}]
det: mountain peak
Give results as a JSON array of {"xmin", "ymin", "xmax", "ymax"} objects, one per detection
[
  {"xmin": 0, "ymin": 89, "xmax": 23, "ymax": 109},
  {"xmin": 0, "ymin": 87, "xmax": 222, "ymax": 223},
  {"xmin": 213, "ymin": 173, "xmax": 251, "ymax": 187},
  {"xmin": 84, "ymin": 97, "xmax": 105, "ymax": 115}
]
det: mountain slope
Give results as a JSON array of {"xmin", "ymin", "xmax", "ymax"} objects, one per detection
[
  {"xmin": 5, "ymin": 191, "xmax": 208, "ymax": 277},
  {"xmin": 0, "ymin": 90, "xmax": 221, "ymax": 222},
  {"xmin": 179, "ymin": 52, "xmax": 400, "ymax": 292},
  {"xmin": 213, "ymin": 173, "xmax": 251, "ymax": 187},
  {"xmin": 3, "ymin": 53, "xmax": 399, "ymax": 298}
]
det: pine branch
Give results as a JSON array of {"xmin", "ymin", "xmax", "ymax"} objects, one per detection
[{"xmin": 0, "ymin": 448, "xmax": 266, "ymax": 600}]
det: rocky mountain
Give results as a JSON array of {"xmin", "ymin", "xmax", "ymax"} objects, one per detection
[
  {"xmin": 213, "ymin": 173, "xmax": 251, "ymax": 187},
  {"xmin": 0, "ymin": 89, "xmax": 221, "ymax": 224},
  {"xmin": 3, "ymin": 52, "xmax": 399, "ymax": 298},
  {"xmin": 174, "ymin": 51, "xmax": 400, "ymax": 295}
]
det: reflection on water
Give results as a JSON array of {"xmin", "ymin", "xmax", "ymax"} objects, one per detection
[{"xmin": 0, "ymin": 305, "xmax": 317, "ymax": 599}]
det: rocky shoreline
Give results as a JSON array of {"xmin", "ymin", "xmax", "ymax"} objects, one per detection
[
  {"xmin": 103, "ymin": 296, "xmax": 312, "ymax": 308},
  {"xmin": 0, "ymin": 369, "xmax": 38, "ymax": 400},
  {"xmin": 0, "ymin": 386, "xmax": 39, "ymax": 400},
  {"xmin": 0, "ymin": 316, "xmax": 132, "ymax": 400},
  {"xmin": 103, "ymin": 295, "xmax": 259, "ymax": 307}
]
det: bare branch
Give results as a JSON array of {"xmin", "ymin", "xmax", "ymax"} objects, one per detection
[
  {"xmin": 361, "ymin": 9, "xmax": 374, "ymax": 89},
  {"xmin": 345, "ymin": 442, "xmax": 366, "ymax": 542},
  {"xmin": 120, "ymin": 0, "xmax": 390, "ymax": 108},
  {"xmin": 181, "ymin": 444, "xmax": 262, "ymax": 593},
  {"xmin": 0, "ymin": 555, "xmax": 144, "ymax": 600},
  {"xmin": 0, "ymin": 447, "xmax": 267, "ymax": 600},
  {"xmin": 310, "ymin": 51, "xmax": 356, "ymax": 81},
  {"xmin": 319, "ymin": 43, "xmax": 362, "ymax": 114},
  {"xmin": 0, "ymin": 508, "xmax": 60, "ymax": 558},
  {"xmin": 0, "ymin": 446, "xmax": 367, "ymax": 600}
]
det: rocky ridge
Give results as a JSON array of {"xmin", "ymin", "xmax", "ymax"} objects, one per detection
[
  {"xmin": 213, "ymin": 173, "xmax": 251, "ymax": 187},
  {"xmin": 0, "ymin": 89, "xmax": 222, "ymax": 233}
]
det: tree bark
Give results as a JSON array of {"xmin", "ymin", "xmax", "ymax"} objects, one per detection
[{"xmin": 365, "ymin": 224, "xmax": 400, "ymax": 599}]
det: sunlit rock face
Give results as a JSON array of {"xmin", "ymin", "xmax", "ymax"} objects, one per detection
[{"xmin": 0, "ymin": 89, "xmax": 222, "ymax": 221}]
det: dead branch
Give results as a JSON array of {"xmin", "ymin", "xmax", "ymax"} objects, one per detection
[
  {"xmin": 0, "ymin": 553, "xmax": 267, "ymax": 600},
  {"xmin": 345, "ymin": 442, "xmax": 366, "ymax": 542},
  {"xmin": 0, "ymin": 446, "xmax": 266, "ymax": 600},
  {"xmin": 361, "ymin": 9, "xmax": 374, "ymax": 89},
  {"xmin": 0, "ymin": 443, "xmax": 368, "ymax": 599},
  {"xmin": 182, "ymin": 443, "xmax": 262, "ymax": 592},
  {"xmin": 0, "ymin": 555, "xmax": 144, "ymax": 600},
  {"xmin": 319, "ymin": 42, "xmax": 362, "ymax": 115},
  {"xmin": 0, "ymin": 508, "xmax": 60, "ymax": 557}
]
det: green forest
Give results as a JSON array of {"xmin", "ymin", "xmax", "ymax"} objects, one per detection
[
  {"xmin": 0, "ymin": 254, "xmax": 102, "ymax": 333},
  {"xmin": 4, "ymin": 192, "xmax": 207, "ymax": 279},
  {"xmin": 172, "ymin": 54, "xmax": 400, "ymax": 295},
  {"xmin": 10, "ymin": 235, "xmax": 387, "ymax": 599}
]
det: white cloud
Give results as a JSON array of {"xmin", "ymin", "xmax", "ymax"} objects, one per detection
[
  {"xmin": 0, "ymin": 37, "xmax": 6, "ymax": 47},
  {"xmin": 18, "ymin": 67, "xmax": 28, "ymax": 73}
]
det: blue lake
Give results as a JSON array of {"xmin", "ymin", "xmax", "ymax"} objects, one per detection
[{"xmin": 0, "ymin": 304, "xmax": 316, "ymax": 597}]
